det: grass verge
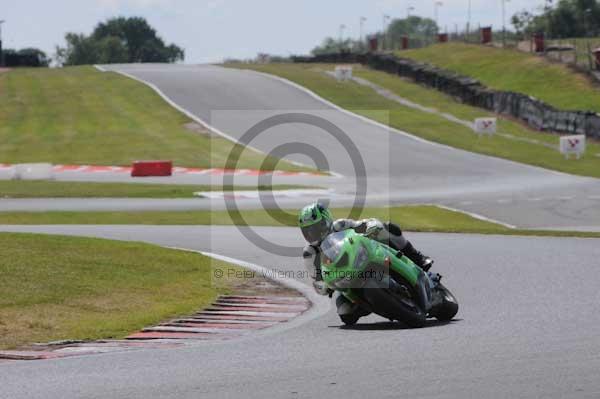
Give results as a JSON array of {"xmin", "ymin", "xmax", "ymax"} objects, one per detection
[
  {"xmin": 228, "ymin": 62, "xmax": 600, "ymax": 178},
  {"xmin": 0, "ymin": 66, "xmax": 304, "ymax": 171},
  {"xmin": 1, "ymin": 206, "xmax": 599, "ymax": 238},
  {"xmin": 0, "ymin": 180, "xmax": 314, "ymax": 199},
  {"xmin": 400, "ymin": 43, "xmax": 600, "ymax": 113},
  {"xmin": 0, "ymin": 232, "xmax": 245, "ymax": 349}
]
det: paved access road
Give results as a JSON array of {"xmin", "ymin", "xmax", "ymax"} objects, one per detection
[{"xmin": 1, "ymin": 225, "xmax": 599, "ymax": 399}]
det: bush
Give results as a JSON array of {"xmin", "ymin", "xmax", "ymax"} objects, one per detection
[{"xmin": 3, "ymin": 48, "xmax": 49, "ymax": 67}]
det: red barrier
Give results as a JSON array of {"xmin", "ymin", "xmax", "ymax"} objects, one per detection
[
  {"xmin": 131, "ymin": 160, "xmax": 172, "ymax": 177},
  {"xmin": 368, "ymin": 36, "xmax": 378, "ymax": 52},
  {"xmin": 481, "ymin": 27, "xmax": 492, "ymax": 44},
  {"xmin": 593, "ymin": 47, "xmax": 600, "ymax": 70},
  {"xmin": 533, "ymin": 33, "xmax": 545, "ymax": 53},
  {"xmin": 401, "ymin": 36, "xmax": 409, "ymax": 50},
  {"xmin": 438, "ymin": 33, "xmax": 449, "ymax": 43}
]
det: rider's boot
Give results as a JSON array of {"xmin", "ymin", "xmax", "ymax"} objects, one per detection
[
  {"xmin": 336, "ymin": 292, "xmax": 369, "ymax": 325},
  {"xmin": 402, "ymin": 241, "xmax": 434, "ymax": 272}
]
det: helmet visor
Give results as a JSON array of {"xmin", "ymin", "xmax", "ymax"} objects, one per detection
[{"xmin": 301, "ymin": 217, "xmax": 330, "ymax": 244}]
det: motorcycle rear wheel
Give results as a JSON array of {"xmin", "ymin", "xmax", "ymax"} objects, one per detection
[{"xmin": 362, "ymin": 276, "xmax": 426, "ymax": 328}]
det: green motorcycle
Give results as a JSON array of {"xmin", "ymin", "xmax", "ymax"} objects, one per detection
[{"xmin": 320, "ymin": 230, "xmax": 459, "ymax": 327}]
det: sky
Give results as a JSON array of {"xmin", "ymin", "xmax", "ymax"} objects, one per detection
[{"xmin": 1, "ymin": 0, "xmax": 547, "ymax": 64}]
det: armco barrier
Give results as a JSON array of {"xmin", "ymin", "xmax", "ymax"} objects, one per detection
[
  {"xmin": 293, "ymin": 52, "xmax": 600, "ymax": 139},
  {"xmin": 131, "ymin": 160, "xmax": 173, "ymax": 177}
]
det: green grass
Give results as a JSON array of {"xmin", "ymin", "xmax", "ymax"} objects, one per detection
[
  {"xmin": 228, "ymin": 63, "xmax": 600, "ymax": 178},
  {"xmin": 0, "ymin": 232, "xmax": 244, "ymax": 349},
  {"xmin": 0, "ymin": 66, "xmax": 304, "ymax": 171},
  {"xmin": 0, "ymin": 180, "xmax": 314, "ymax": 199},
  {"xmin": 1, "ymin": 205, "xmax": 599, "ymax": 238},
  {"xmin": 400, "ymin": 43, "xmax": 600, "ymax": 113}
]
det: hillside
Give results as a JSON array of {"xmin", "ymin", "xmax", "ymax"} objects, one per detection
[
  {"xmin": 230, "ymin": 63, "xmax": 600, "ymax": 178},
  {"xmin": 400, "ymin": 43, "xmax": 600, "ymax": 113},
  {"xmin": 0, "ymin": 66, "xmax": 300, "ymax": 170}
]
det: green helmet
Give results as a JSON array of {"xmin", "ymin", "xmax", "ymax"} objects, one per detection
[{"xmin": 298, "ymin": 202, "xmax": 333, "ymax": 245}]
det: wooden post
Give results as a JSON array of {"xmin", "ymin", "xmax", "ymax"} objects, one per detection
[
  {"xmin": 587, "ymin": 41, "xmax": 593, "ymax": 71},
  {"xmin": 530, "ymin": 35, "xmax": 533, "ymax": 53}
]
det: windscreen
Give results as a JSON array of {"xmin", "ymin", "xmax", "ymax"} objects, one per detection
[{"xmin": 321, "ymin": 231, "xmax": 347, "ymax": 264}]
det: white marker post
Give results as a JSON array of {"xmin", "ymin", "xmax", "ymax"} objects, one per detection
[
  {"xmin": 334, "ymin": 65, "xmax": 353, "ymax": 82},
  {"xmin": 473, "ymin": 117, "xmax": 497, "ymax": 136},
  {"xmin": 559, "ymin": 134, "xmax": 586, "ymax": 159}
]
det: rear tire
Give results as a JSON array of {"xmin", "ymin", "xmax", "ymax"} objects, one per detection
[{"xmin": 362, "ymin": 276, "xmax": 426, "ymax": 328}]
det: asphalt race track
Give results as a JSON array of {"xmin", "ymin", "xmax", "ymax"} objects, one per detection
[
  {"xmin": 1, "ymin": 225, "xmax": 600, "ymax": 398},
  {"xmin": 96, "ymin": 65, "xmax": 600, "ymax": 230},
  {"xmin": 2, "ymin": 64, "xmax": 598, "ymax": 231},
  {"xmin": 2, "ymin": 64, "xmax": 600, "ymax": 398}
]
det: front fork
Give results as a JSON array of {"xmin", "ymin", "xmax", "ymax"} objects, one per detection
[{"xmin": 415, "ymin": 270, "xmax": 434, "ymax": 312}]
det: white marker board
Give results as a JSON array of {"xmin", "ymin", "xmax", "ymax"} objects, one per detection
[
  {"xmin": 560, "ymin": 135, "xmax": 585, "ymax": 159},
  {"xmin": 334, "ymin": 65, "xmax": 353, "ymax": 81},
  {"xmin": 474, "ymin": 118, "xmax": 497, "ymax": 136}
]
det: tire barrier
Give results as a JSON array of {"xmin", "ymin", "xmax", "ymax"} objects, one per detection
[
  {"xmin": 292, "ymin": 52, "xmax": 600, "ymax": 139},
  {"xmin": 131, "ymin": 160, "xmax": 173, "ymax": 177}
]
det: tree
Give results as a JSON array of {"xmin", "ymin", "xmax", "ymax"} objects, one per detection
[
  {"xmin": 3, "ymin": 48, "xmax": 49, "ymax": 67},
  {"xmin": 58, "ymin": 17, "xmax": 184, "ymax": 65},
  {"xmin": 18, "ymin": 48, "xmax": 49, "ymax": 66},
  {"xmin": 96, "ymin": 36, "xmax": 129, "ymax": 64},
  {"xmin": 53, "ymin": 45, "xmax": 67, "ymax": 67},
  {"xmin": 311, "ymin": 37, "xmax": 358, "ymax": 55},
  {"xmin": 511, "ymin": 10, "xmax": 535, "ymax": 36},
  {"xmin": 512, "ymin": 0, "xmax": 600, "ymax": 38},
  {"xmin": 387, "ymin": 16, "xmax": 438, "ymax": 45},
  {"xmin": 62, "ymin": 33, "xmax": 99, "ymax": 65}
]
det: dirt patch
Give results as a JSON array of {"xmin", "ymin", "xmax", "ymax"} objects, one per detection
[
  {"xmin": 0, "ymin": 68, "xmax": 10, "ymax": 74},
  {"xmin": 183, "ymin": 122, "xmax": 220, "ymax": 138},
  {"xmin": 227, "ymin": 271, "xmax": 300, "ymax": 297}
]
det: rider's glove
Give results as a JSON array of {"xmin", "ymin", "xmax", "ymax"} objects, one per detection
[
  {"xmin": 364, "ymin": 219, "xmax": 384, "ymax": 239},
  {"xmin": 313, "ymin": 280, "xmax": 333, "ymax": 296}
]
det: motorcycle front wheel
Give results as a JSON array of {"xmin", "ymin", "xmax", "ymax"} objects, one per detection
[
  {"xmin": 340, "ymin": 314, "xmax": 360, "ymax": 326},
  {"xmin": 430, "ymin": 283, "xmax": 459, "ymax": 321}
]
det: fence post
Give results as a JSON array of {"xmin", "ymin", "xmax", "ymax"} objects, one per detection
[
  {"xmin": 530, "ymin": 35, "xmax": 533, "ymax": 53},
  {"xmin": 559, "ymin": 39, "xmax": 563, "ymax": 62},
  {"xmin": 587, "ymin": 41, "xmax": 593, "ymax": 71},
  {"xmin": 573, "ymin": 39, "xmax": 577, "ymax": 66}
]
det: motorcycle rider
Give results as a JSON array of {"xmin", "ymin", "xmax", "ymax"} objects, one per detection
[{"xmin": 299, "ymin": 202, "xmax": 434, "ymax": 318}]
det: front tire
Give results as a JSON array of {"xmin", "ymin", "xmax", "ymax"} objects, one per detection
[
  {"xmin": 430, "ymin": 283, "xmax": 459, "ymax": 321},
  {"xmin": 340, "ymin": 314, "xmax": 360, "ymax": 326}
]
